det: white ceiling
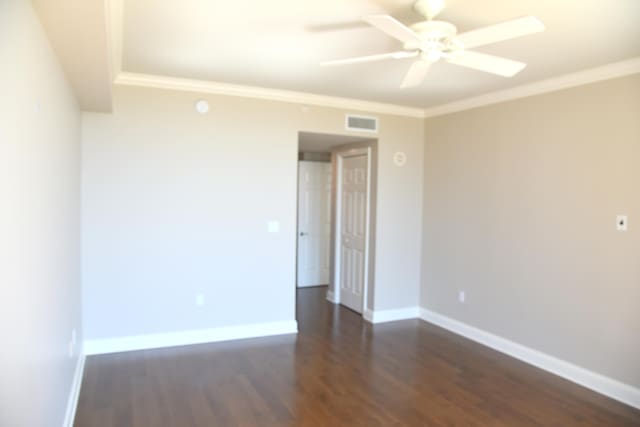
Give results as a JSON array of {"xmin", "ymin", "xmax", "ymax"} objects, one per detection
[{"xmin": 121, "ymin": 0, "xmax": 640, "ymax": 109}]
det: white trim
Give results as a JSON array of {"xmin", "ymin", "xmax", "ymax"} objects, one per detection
[
  {"xmin": 105, "ymin": 0, "xmax": 123, "ymax": 82},
  {"xmin": 423, "ymin": 57, "xmax": 640, "ymax": 118},
  {"xmin": 363, "ymin": 309, "xmax": 375, "ymax": 323},
  {"xmin": 364, "ymin": 307, "xmax": 420, "ymax": 324},
  {"xmin": 115, "ymin": 72, "xmax": 426, "ymax": 118},
  {"xmin": 111, "ymin": 58, "xmax": 640, "ymax": 120},
  {"xmin": 84, "ymin": 320, "xmax": 298, "ymax": 355},
  {"xmin": 362, "ymin": 147, "xmax": 373, "ymax": 316},
  {"xmin": 326, "ymin": 290, "xmax": 339, "ymax": 304},
  {"xmin": 419, "ymin": 308, "xmax": 640, "ymax": 410},
  {"xmin": 62, "ymin": 353, "xmax": 85, "ymax": 427}
]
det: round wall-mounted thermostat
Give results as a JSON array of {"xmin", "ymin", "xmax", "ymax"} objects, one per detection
[
  {"xmin": 195, "ymin": 100, "xmax": 209, "ymax": 114},
  {"xmin": 393, "ymin": 151, "xmax": 407, "ymax": 167}
]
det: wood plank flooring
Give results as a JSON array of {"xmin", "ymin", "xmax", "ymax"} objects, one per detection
[{"xmin": 75, "ymin": 287, "xmax": 640, "ymax": 426}]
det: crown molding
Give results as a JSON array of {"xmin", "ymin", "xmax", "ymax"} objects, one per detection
[
  {"xmin": 115, "ymin": 72, "xmax": 427, "ymax": 118},
  {"xmin": 105, "ymin": 0, "xmax": 123, "ymax": 82},
  {"xmin": 423, "ymin": 57, "xmax": 640, "ymax": 118},
  {"xmin": 113, "ymin": 57, "xmax": 640, "ymax": 120}
]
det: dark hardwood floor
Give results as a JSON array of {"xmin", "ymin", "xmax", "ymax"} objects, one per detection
[{"xmin": 75, "ymin": 287, "xmax": 640, "ymax": 426}]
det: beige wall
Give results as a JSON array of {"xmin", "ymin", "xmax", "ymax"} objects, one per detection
[
  {"xmin": 422, "ymin": 74, "xmax": 640, "ymax": 387},
  {"xmin": 0, "ymin": 1, "xmax": 82, "ymax": 426},
  {"xmin": 82, "ymin": 85, "xmax": 423, "ymax": 340}
]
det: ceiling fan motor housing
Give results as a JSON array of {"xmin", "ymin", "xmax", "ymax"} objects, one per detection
[
  {"xmin": 404, "ymin": 20, "xmax": 463, "ymax": 61},
  {"xmin": 413, "ymin": 0, "xmax": 446, "ymax": 20}
]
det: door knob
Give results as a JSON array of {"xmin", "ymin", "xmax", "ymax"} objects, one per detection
[{"xmin": 299, "ymin": 232, "xmax": 308, "ymax": 236}]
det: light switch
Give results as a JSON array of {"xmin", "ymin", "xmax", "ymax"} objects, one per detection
[
  {"xmin": 616, "ymin": 215, "xmax": 628, "ymax": 231},
  {"xmin": 458, "ymin": 291, "xmax": 465, "ymax": 303},
  {"xmin": 267, "ymin": 220, "xmax": 280, "ymax": 233}
]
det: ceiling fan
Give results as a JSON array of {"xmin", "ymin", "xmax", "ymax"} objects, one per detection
[{"xmin": 321, "ymin": 0, "xmax": 545, "ymax": 88}]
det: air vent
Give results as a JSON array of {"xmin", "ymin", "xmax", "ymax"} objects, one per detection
[{"xmin": 345, "ymin": 114, "xmax": 378, "ymax": 133}]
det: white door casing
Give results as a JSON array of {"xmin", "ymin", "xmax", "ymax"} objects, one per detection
[
  {"xmin": 335, "ymin": 148, "xmax": 371, "ymax": 313},
  {"xmin": 297, "ymin": 161, "xmax": 332, "ymax": 287}
]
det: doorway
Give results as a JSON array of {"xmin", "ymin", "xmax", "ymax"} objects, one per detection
[
  {"xmin": 296, "ymin": 132, "xmax": 377, "ymax": 317},
  {"xmin": 296, "ymin": 159, "xmax": 331, "ymax": 287}
]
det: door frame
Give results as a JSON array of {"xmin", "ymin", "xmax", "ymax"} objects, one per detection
[{"xmin": 331, "ymin": 146, "xmax": 373, "ymax": 315}]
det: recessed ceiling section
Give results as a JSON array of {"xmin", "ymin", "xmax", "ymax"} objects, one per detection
[{"xmin": 122, "ymin": 0, "xmax": 640, "ymax": 109}]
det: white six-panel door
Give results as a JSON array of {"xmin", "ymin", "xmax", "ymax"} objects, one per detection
[
  {"xmin": 338, "ymin": 153, "xmax": 368, "ymax": 313},
  {"xmin": 297, "ymin": 161, "xmax": 332, "ymax": 287}
]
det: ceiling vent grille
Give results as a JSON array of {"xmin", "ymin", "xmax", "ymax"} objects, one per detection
[{"xmin": 345, "ymin": 114, "xmax": 378, "ymax": 133}]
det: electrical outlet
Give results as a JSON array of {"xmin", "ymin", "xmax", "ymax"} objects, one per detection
[
  {"xmin": 458, "ymin": 291, "xmax": 465, "ymax": 303},
  {"xmin": 617, "ymin": 215, "xmax": 628, "ymax": 231},
  {"xmin": 195, "ymin": 293, "xmax": 205, "ymax": 307}
]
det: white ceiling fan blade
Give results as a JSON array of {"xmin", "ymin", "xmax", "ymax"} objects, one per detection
[
  {"xmin": 401, "ymin": 60, "xmax": 432, "ymax": 89},
  {"xmin": 362, "ymin": 15, "xmax": 422, "ymax": 45},
  {"xmin": 456, "ymin": 16, "xmax": 544, "ymax": 49},
  {"xmin": 321, "ymin": 51, "xmax": 418, "ymax": 67},
  {"xmin": 447, "ymin": 51, "xmax": 525, "ymax": 77}
]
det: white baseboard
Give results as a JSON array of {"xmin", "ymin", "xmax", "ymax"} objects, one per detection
[
  {"xmin": 62, "ymin": 352, "xmax": 85, "ymax": 427},
  {"xmin": 84, "ymin": 320, "xmax": 298, "ymax": 355},
  {"xmin": 364, "ymin": 306, "xmax": 420, "ymax": 324},
  {"xmin": 363, "ymin": 309, "xmax": 374, "ymax": 322},
  {"xmin": 419, "ymin": 308, "xmax": 640, "ymax": 410},
  {"xmin": 326, "ymin": 290, "xmax": 339, "ymax": 304}
]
